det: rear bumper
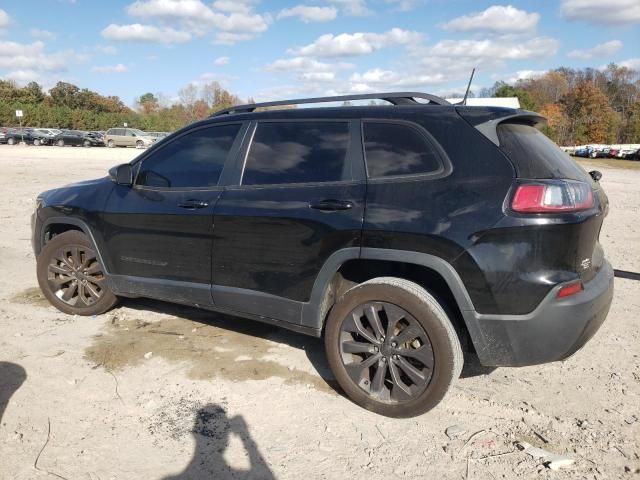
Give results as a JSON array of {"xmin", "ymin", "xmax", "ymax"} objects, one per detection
[{"xmin": 470, "ymin": 260, "xmax": 614, "ymax": 367}]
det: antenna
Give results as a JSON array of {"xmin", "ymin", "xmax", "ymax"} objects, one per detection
[{"xmin": 462, "ymin": 67, "xmax": 476, "ymax": 105}]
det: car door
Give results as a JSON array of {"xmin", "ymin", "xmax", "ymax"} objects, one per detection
[
  {"xmin": 211, "ymin": 119, "xmax": 366, "ymax": 324},
  {"xmin": 100, "ymin": 122, "xmax": 247, "ymax": 305}
]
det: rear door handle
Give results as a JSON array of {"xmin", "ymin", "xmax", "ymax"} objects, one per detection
[
  {"xmin": 178, "ymin": 199, "xmax": 209, "ymax": 209},
  {"xmin": 309, "ymin": 199, "xmax": 354, "ymax": 211}
]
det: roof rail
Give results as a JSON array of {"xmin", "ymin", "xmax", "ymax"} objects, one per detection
[{"xmin": 211, "ymin": 91, "xmax": 452, "ymax": 116}]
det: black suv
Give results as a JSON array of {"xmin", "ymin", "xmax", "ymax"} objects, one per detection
[{"xmin": 31, "ymin": 92, "xmax": 614, "ymax": 417}]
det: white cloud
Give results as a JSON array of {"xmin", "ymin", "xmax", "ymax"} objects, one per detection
[
  {"xmin": 619, "ymin": 58, "xmax": 640, "ymax": 70},
  {"xmin": 425, "ymin": 36, "xmax": 559, "ymax": 60},
  {"xmin": 567, "ymin": 40, "xmax": 623, "ymax": 59},
  {"xmin": 506, "ymin": 69, "xmax": 547, "ymax": 83},
  {"xmin": 300, "ymin": 72, "xmax": 336, "ymax": 82},
  {"xmin": 91, "ymin": 63, "xmax": 128, "ymax": 73},
  {"xmin": 442, "ymin": 5, "xmax": 540, "ymax": 34},
  {"xmin": 0, "ymin": 41, "xmax": 68, "ymax": 71},
  {"xmin": 327, "ymin": 0, "xmax": 369, "ymax": 16},
  {"xmin": 30, "ymin": 28, "xmax": 55, "ymax": 39},
  {"xmin": 125, "ymin": 0, "xmax": 271, "ymax": 43},
  {"xmin": 96, "ymin": 45, "xmax": 118, "ymax": 55},
  {"xmin": 0, "ymin": 40, "xmax": 86, "ymax": 86},
  {"xmin": 561, "ymin": 0, "xmax": 640, "ymax": 24},
  {"xmin": 0, "ymin": 9, "xmax": 10, "ymax": 28},
  {"xmin": 267, "ymin": 56, "xmax": 352, "ymax": 73},
  {"xmin": 101, "ymin": 23, "xmax": 192, "ymax": 44},
  {"xmin": 348, "ymin": 68, "xmax": 446, "ymax": 88},
  {"xmin": 212, "ymin": 0, "xmax": 251, "ymax": 14},
  {"xmin": 385, "ymin": 0, "xmax": 421, "ymax": 11},
  {"xmin": 289, "ymin": 28, "xmax": 422, "ymax": 57},
  {"xmin": 214, "ymin": 32, "xmax": 255, "ymax": 44},
  {"xmin": 277, "ymin": 5, "xmax": 337, "ymax": 23},
  {"xmin": 214, "ymin": 56, "xmax": 230, "ymax": 65}
]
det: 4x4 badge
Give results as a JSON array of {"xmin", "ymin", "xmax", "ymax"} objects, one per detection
[{"xmin": 580, "ymin": 258, "xmax": 592, "ymax": 270}]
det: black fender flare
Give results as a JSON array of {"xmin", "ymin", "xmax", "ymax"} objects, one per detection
[{"xmin": 301, "ymin": 247, "xmax": 482, "ymax": 341}]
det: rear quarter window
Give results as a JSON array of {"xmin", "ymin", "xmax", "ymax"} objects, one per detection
[
  {"xmin": 497, "ymin": 122, "xmax": 589, "ymax": 181},
  {"xmin": 363, "ymin": 122, "xmax": 444, "ymax": 178}
]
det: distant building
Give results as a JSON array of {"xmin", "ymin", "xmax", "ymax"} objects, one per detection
[{"xmin": 445, "ymin": 97, "xmax": 520, "ymax": 108}]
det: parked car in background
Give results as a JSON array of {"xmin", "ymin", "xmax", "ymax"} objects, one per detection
[
  {"xmin": 146, "ymin": 131, "xmax": 170, "ymax": 140},
  {"xmin": 52, "ymin": 130, "xmax": 104, "ymax": 147},
  {"xmin": 0, "ymin": 127, "xmax": 8, "ymax": 144},
  {"xmin": 5, "ymin": 128, "xmax": 52, "ymax": 146},
  {"xmin": 104, "ymin": 128, "xmax": 155, "ymax": 148}
]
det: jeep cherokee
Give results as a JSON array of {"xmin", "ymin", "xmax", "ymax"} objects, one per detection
[{"xmin": 32, "ymin": 92, "xmax": 614, "ymax": 417}]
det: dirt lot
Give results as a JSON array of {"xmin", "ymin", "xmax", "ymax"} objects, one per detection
[{"xmin": 0, "ymin": 145, "xmax": 639, "ymax": 479}]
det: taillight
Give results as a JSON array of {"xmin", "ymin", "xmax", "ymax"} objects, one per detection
[
  {"xmin": 511, "ymin": 181, "xmax": 594, "ymax": 213},
  {"xmin": 557, "ymin": 280, "xmax": 583, "ymax": 298}
]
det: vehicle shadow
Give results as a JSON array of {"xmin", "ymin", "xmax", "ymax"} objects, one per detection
[
  {"xmin": 163, "ymin": 403, "xmax": 275, "ymax": 480},
  {"xmin": 0, "ymin": 362, "xmax": 27, "ymax": 424},
  {"xmin": 120, "ymin": 298, "xmax": 340, "ymax": 394}
]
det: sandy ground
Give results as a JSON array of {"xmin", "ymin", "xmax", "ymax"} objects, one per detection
[{"xmin": 0, "ymin": 145, "xmax": 638, "ymax": 480}]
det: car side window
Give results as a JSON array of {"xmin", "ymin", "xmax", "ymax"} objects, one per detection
[
  {"xmin": 363, "ymin": 122, "xmax": 443, "ymax": 178},
  {"xmin": 136, "ymin": 124, "xmax": 241, "ymax": 188},
  {"xmin": 242, "ymin": 121, "xmax": 350, "ymax": 186}
]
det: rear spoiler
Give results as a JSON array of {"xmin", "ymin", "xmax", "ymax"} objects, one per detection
[{"xmin": 455, "ymin": 106, "xmax": 546, "ymax": 146}]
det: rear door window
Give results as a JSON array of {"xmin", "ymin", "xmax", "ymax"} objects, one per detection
[
  {"xmin": 497, "ymin": 122, "xmax": 588, "ymax": 180},
  {"xmin": 363, "ymin": 122, "xmax": 443, "ymax": 178},
  {"xmin": 242, "ymin": 121, "xmax": 351, "ymax": 185}
]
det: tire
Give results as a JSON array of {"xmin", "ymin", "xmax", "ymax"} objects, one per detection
[
  {"xmin": 325, "ymin": 277, "xmax": 463, "ymax": 418},
  {"xmin": 107, "ymin": 140, "xmax": 115, "ymax": 148},
  {"xmin": 36, "ymin": 231, "xmax": 118, "ymax": 316},
  {"xmin": 33, "ymin": 139, "xmax": 41, "ymax": 146},
  {"xmin": 57, "ymin": 139, "xmax": 64, "ymax": 147},
  {"xmin": 83, "ymin": 140, "xmax": 91, "ymax": 148},
  {"xmin": 7, "ymin": 138, "xmax": 15, "ymax": 145},
  {"xmin": 590, "ymin": 151, "xmax": 597, "ymax": 158},
  {"xmin": 136, "ymin": 140, "xmax": 144, "ymax": 148}
]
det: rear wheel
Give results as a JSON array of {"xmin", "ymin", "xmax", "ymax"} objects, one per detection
[
  {"xmin": 7, "ymin": 138, "xmax": 15, "ymax": 145},
  {"xmin": 57, "ymin": 139, "xmax": 64, "ymax": 147},
  {"xmin": 83, "ymin": 139, "xmax": 91, "ymax": 148},
  {"xmin": 136, "ymin": 140, "xmax": 144, "ymax": 148},
  {"xmin": 36, "ymin": 231, "xmax": 118, "ymax": 316},
  {"xmin": 325, "ymin": 277, "xmax": 463, "ymax": 417},
  {"xmin": 33, "ymin": 139, "xmax": 41, "ymax": 146},
  {"xmin": 107, "ymin": 139, "xmax": 115, "ymax": 148}
]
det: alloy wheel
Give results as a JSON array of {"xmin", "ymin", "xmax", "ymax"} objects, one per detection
[
  {"xmin": 47, "ymin": 245, "xmax": 105, "ymax": 307},
  {"xmin": 338, "ymin": 301, "xmax": 434, "ymax": 404}
]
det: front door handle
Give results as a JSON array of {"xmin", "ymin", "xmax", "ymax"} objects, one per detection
[
  {"xmin": 309, "ymin": 199, "xmax": 354, "ymax": 211},
  {"xmin": 178, "ymin": 199, "xmax": 209, "ymax": 209}
]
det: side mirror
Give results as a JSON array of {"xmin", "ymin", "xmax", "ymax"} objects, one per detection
[
  {"xmin": 109, "ymin": 164, "xmax": 134, "ymax": 186},
  {"xmin": 589, "ymin": 170, "xmax": 602, "ymax": 182}
]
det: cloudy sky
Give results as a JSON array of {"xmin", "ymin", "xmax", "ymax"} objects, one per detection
[{"xmin": 0, "ymin": 0, "xmax": 639, "ymax": 104}]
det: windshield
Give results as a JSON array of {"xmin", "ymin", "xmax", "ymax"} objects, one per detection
[{"xmin": 130, "ymin": 128, "xmax": 147, "ymax": 136}]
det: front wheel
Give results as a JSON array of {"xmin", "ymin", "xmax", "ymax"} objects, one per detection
[
  {"xmin": 107, "ymin": 140, "xmax": 115, "ymax": 148},
  {"xmin": 33, "ymin": 139, "xmax": 41, "ymax": 146},
  {"xmin": 57, "ymin": 139, "xmax": 64, "ymax": 147},
  {"xmin": 136, "ymin": 140, "xmax": 144, "ymax": 148},
  {"xmin": 83, "ymin": 139, "xmax": 91, "ymax": 147},
  {"xmin": 36, "ymin": 231, "xmax": 118, "ymax": 316},
  {"xmin": 325, "ymin": 277, "xmax": 463, "ymax": 417},
  {"xmin": 7, "ymin": 138, "xmax": 15, "ymax": 145}
]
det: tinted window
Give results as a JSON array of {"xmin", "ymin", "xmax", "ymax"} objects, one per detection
[
  {"xmin": 363, "ymin": 122, "xmax": 442, "ymax": 178},
  {"xmin": 136, "ymin": 124, "xmax": 241, "ymax": 188},
  {"xmin": 242, "ymin": 122, "xmax": 350, "ymax": 185},
  {"xmin": 497, "ymin": 122, "xmax": 588, "ymax": 181}
]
